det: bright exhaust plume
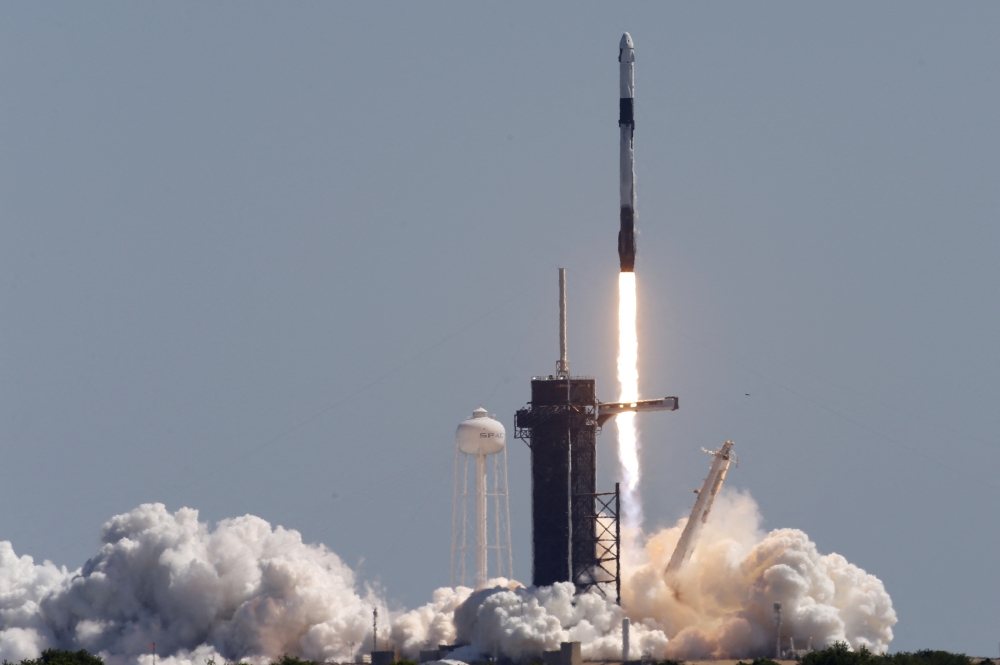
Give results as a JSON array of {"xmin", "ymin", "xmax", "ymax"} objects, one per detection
[{"xmin": 616, "ymin": 271, "xmax": 641, "ymax": 531}]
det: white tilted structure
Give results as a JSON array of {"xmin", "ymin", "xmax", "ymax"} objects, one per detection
[
  {"xmin": 451, "ymin": 407, "xmax": 513, "ymax": 589},
  {"xmin": 665, "ymin": 440, "xmax": 737, "ymax": 576}
]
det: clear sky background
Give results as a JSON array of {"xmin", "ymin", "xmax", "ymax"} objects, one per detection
[{"xmin": 1, "ymin": 2, "xmax": 998, "ymax": 656}]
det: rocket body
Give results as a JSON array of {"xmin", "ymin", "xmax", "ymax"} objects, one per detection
[{"xmin": 618, "ymin": 32, "xmax": 636, "ymax": 272}]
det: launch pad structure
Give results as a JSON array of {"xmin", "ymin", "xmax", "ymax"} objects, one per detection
[
  {"xmin": 515, "ymin": 269, "xmax": 611, "ymax": 595},
  {"xmin": 515, "ymin": 373, "xmax": 610, "ymax": 593},
  {"xmin": 515, "ymin": 269, "xmax": 677, "ymax": 602}
]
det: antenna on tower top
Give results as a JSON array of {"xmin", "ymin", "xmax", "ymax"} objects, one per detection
[{"xmin": 556, "ymin": 268, "xmax": 569, "ymax": 377}]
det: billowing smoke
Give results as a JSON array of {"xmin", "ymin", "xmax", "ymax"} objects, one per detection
[
  {"xmin": 623, "ymin": 490, "xmax": 897, "ymax": 659},
  {"xmin": 0, "ymin": 494, "xmax": 895, "ymax": 665},
  {"xmin": 390, "ymin": 586, "xmax": 471, "ymax": 657},
  {"xmin": 425, "ymin": 491, "xmax": 896, "ymax": 661},
  {"xmin": 0, "ymin": 504, "xmax": 383, "ymax": 665},
  {"xmin": 448, "ymin": 581, "xmax": 666, "ymax": 662}
]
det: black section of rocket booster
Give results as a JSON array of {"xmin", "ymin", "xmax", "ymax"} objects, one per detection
[
  {"xmin": 619, "ymin": 207, "xmax": 635, "ymax": 273},
  {"xmin": 619, "ymin": 92, "xmax": 636, "ymax": 272},
  {"xmin": 619, "ymin": 98, "xmax": 634, "ymax": 128}
]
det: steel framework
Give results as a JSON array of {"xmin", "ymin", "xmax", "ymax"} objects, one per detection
[{"xmin": 572, "ymin": 483, "xmax": 621, "ymax": 604}]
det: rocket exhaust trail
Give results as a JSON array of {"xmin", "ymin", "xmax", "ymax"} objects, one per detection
[
  {"xmin": 617, "ymin": 271, "xmax": 641, "ymax": 530},
  {"xmin": 616, "ymin": 33, "xmax": 642, "ymax": 534}
]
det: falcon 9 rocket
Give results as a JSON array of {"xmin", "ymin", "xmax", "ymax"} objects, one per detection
[{"xmin": 618, "ymin": 32, "xmax": 636, "ymax": 273}]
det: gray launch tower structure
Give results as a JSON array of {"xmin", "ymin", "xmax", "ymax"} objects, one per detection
[
  {"xmin": 515, "ymin": 269, "xmax": 610, "ymax": 595},
  {"xmin": 517, "ymin": 373, "xmax": 602, "ymax": 588},
  {"xmin": 516, "ymin": 270, "xmax": 677, "ymax": 600}
]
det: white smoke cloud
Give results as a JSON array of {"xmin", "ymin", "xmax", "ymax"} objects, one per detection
[
  {"xmin": 0, "ymin": 504, "xmax": 383, "ymax": 665},
  {"xmin": 0, "ymin": 493, "xmax": 895, "ymax": 665},
  {"xmin": 450, "ymin": 581, "xmax": 667, "ymax": 662},
  {"xmin": 390, "ymin": 586, "xmax": 472, "ymax": 658},
  {"xmin": 0, "ymin": 540, "xmax": 68, "ymax": 659},
  {"xmin": 441, "ymin": 490, "xmax": 896, "ymax": 662},
  {"xmin": 622, "ymin": 489, "xmax": 897, "ymax": 659}
]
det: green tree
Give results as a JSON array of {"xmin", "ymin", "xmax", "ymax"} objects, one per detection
[
  {"xmin": 737, "ymin": 658, "xmax": 781, "ymax": 665},
  {"xmin": 881, "ymin": 651, "xmax": 973, "ymax": 665},
  {"xmin": 270, "ymin": 655, "xmax": 322, "ymax": 665},
  {"xmin": 9, "ymin": 649, "xmax": 104, "ymax": 665},
  {"xmin": 802, "ymin": 642, "xmax": 876, "ymax": 665}
]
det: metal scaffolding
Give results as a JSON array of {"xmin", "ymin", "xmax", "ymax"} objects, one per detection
[{"xmin": 572, "ymin": 483, "xmax": 622, "ymax": 604}]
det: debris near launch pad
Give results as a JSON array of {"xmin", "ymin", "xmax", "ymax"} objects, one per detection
[{"xmin": 665, "ymin": 441, "xmax": 737, "ymax": 576}]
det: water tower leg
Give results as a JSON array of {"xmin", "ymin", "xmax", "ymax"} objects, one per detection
[
  {"xmin": 451, "ymin": 448, "xmax": 459, "ymax": 587},
  {"xmin": 476, "ymin": 453, "xmax": 487, "ymax": 589},
  {"xmin": 502, "ymin": 446, "xmax": 513, "ymax": 579}
]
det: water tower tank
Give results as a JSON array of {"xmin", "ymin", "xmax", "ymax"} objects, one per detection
[{"xmin": 456, "ymin": 407, "xmax": 505, "ymax": 456}]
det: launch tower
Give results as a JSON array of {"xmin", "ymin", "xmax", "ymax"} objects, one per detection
[
  {"xmin": 517, "ymin": 372, "xmax": 601, "ymax": 588},
  {"xmin": 516, "ymin": 270, "xmax": 677, "ymax": 600},
  {"xmin": 515, "ymin": 269, "xmax": 605, "ymax": 591}
]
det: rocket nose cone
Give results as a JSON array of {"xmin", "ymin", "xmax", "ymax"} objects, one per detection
[{"xmin": 620, "ymin": 32, "xmax": 634, "ymax": 49}]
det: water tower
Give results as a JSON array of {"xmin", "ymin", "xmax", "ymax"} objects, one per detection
[{"xmin": 451, "ymin": 407, "xmax": 513, "ymax": 589}]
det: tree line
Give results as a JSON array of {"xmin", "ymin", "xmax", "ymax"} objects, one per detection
[{"xmin": 3, "ymin": 645, "xmax": 991, "ymax": 665}]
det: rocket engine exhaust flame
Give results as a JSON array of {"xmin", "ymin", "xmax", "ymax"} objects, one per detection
[{"xmin": 616, "ymin": 271, "xmax": 641, "ymax": 533}]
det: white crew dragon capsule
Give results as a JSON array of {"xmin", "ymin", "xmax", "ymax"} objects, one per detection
[{"xmin": 618, "ymin": 32, "xmax": 637, "ymax": 272}]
